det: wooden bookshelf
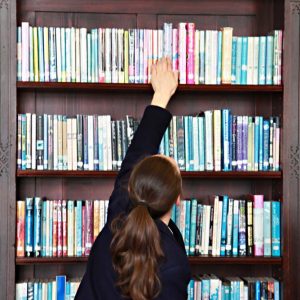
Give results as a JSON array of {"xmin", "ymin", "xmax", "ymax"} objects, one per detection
[
  {"xmin": 16, "ymin": 256, "xmax": 283, "ymax": 265},
  {"xmin": 17, "ymin": 81, "xmax": 284, "ymax": 93},
  {"xmin": 1, "ymin": 0, "xmax": 300, "ymax": 299},
  {"xmin": 17, "ymin": 170, "xmax": 282, "ymax": 179}
]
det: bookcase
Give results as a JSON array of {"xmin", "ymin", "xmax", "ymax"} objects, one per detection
[{"xmin": 0, "ymin": 0, "xmax": 300, "ymax": 299}]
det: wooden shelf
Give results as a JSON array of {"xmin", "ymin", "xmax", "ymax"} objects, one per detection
[
  {"xmin": 17, "ymin": 170, "xmax": 282, "ymax": 179},
  {"xmin": 17, "ymin": 82, "xmax": 283, "ymax": 93},
  {"xmin": 16, "ymin": 256, "xmax": 282, "ymax": 265}
]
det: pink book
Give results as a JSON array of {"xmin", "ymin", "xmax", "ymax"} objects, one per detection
[
  {"xmin": 57, "ymin": 199, "xmax": 63, "ymax": 257},
  {"xmin": 62, "ymin": 199, "xmax": 68, "ymax": 256},
  {"xmin": 172, "ymin": 29, "xmax": 178, "ymax": 71},
  {"xmin": 186, "ymin": 23, "xmax": 195, "ymax": 84},
  {"xmin": 253, "ymin": 195, "xmax": 264, "ymax": 256},
  {"xmin": 21, "ymin": 22, "xmax": 29, "ymax": 81},
  {"xmin": 178, "ymin": 23, "xmax": 187, "ymax": 84},
  {"xmin": 82, "ymin": 203, "xmax": 86, "ymax": 255},
  {"xmin": 84, "ymin": 200, "xmax": 94, "ymax": 256}
]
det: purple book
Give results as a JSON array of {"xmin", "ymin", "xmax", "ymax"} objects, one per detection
[{"xmin": 231, "ymin": 115, "xmax": 237, "ymax": 170}]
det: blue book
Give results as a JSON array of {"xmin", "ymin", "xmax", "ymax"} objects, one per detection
[
  {"xmin": 255, "ymin": 281, "xmax": 261, "ymax": 300},
  {"xmin": 241, "ymin": 37, "xmax": 248, "ymax": 84},
  {"xmin": 232, "ymin": 200, "xmax": 239, "ymax": 257},
  {"xmin": 34, "ymin": 282, "xmax": 39, "ymax": 300},
  {"xmin": 188, "ymin": 116, "xmax": 194, "ymax": 171},
  {"xmin": 66, "ymin": 282, "xmax": 71, "ymax": 300},
  {"xmin": 185, "ymin": 200, "xmax": 191, "ymax": 254},
  {"xmin": 254, "ymin": 116, "xmax": 260, "ymax": 171},
  {"xmin": 217, "ymin": 31, "xmax": 222, "ymax": 84},
  {"xmin": 184, "ymin": 117, "xmax": 190, "ymax": 171},
  {"xmin": 38, "ymin": 27, "xmax": 45, "ymax": 82},
  {"xmin": 272, "ymin": 201, "xmax": 281, "ymax": 256},
  {"xmin": 188, "ymin": 279, "xmax": 194, "ymax": 300},
  {"xmin": 220, "ymin": 195, "xmax": 229, "ymax": 256},
  {"xmin": 164, "ymin": 127, "xmax": 170, "ymax": 157},
  {"xmin": 264, "ymin": 201, "xmax": 272, "ymax": 256},
  {"xmin": 76, "ymin": 200, "xmax": 82, "ymax": 256},
  {"xmin": 274, "ymin": 280, "xmax": 280, "ymax": 300},
  {"xmin": 189, "ymin": 199, "xmax": 198, "ymax": 255},
  {"xmin": 41, "ymin": 200, "xmax": 47, "ymax": 256},
  {"xmin": 258, "ymin": 117, "xmax": 264, "ymax": 171},
  {"xmin": 201, "ymin": 276, "xmax": 210, "ymax": 299},
  {"xmin": 198, "ymin": 116, "xmax": 205, "ymax": 171},
  {"xmin": 38, "ymin": 282, "xmax": 42, "ymax": 300},
  {"xmin": 266, "ymin": 35, "xmax": 274, "ymax": 84},
  {"xmin": 47, "ymin": 282, "xmax": 52, "ymax": 300},
  {"xmin": 222, "ymin": 109, "xmax": 230, "ymax": 171},
  {"xmin": 231, "ymin": 37, "xmax": 237, "ymax": 84},
  {"xmin": 33, "ymin": 197, "xmax": 42, "ymax": 257},
  {"xmin": 43, "ymin": 114, "xmax": 48, "ymax": 169},
  {"xmin": 228, "ymin": 113, "xmax": 233, "ymax": 170},
  {"xmin": 56, "ymin": 275, "xmax": 66, "ymax": 300},
  {"xmin": 258, "ymin": 36, "xmax": 267, "ymax": 84},
  {"xmin": 25, "ymin": 197, "xmax": 34, "ymax": 256},
  {"xmin": 263, "ymin": 119, "xmax": 270, "ymax": 171},
  {"xmin": 235, "ymin": 37, "xmax": 243, "ymax": 84}
]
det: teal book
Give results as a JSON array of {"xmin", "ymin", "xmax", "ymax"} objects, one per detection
[
  {"xmin": 235, "ymin": 37, "xmax": 243, "ymax": 84},
  {"xmin": 47, "ymin": 282, "xmax": 52, "ymax": 300},
  {"xmin": 188, "ymin": 116, "xmax": 194, "ymax": 171},
  {"xmin": 188, "ymin": 279, "xmax": 195, "ymax": 300},
  {"xmin": 38, "ymin": 27, "xmax": 45, "ymax": 82},
  {"xmin": 200, "ymin": 276, "xmax": 210, "ymax": 300},
  {"xmin": 220, "ymin": 195, "xmax": 229, "ymax": 256},
  {"xmin": 66, "ymin": 282, "xmax": 70, "ymax": 300},
  {"xmin": 184, "ymin": 117, "xmax": 190, "ymax": 171},
  {"xmin": 222, "ymin": 109, "xmax": 230, "ymax": 171},
  {"xmin": 171, "ymin": 205, "xmax": 176, "ymax": 223},
  {"xmin": 164, "ymin": 127, "xmax": 170, "ymax": 157},
  {"xmin": 264, "ymin": 201, "xmax": 272, "ymax": 256},
  {"xmin": 231, "ymin": 37, "xmax": 237, "ymax": 84},
  {"xmin": 241, "ymin": 37, "xmax": 248, "ymax": 84},
  {"xmin": 217, "ymin": 31, "xmax": 222, "ymax": 84},
  {"xmin": 258, "ymin": 36, "xmax": 267, "ymax": 84},
  {"xmin": 271, "ymin": 201, "xmax": 281, "ymax": 256},
  {"xmin": 177, "ymin": 116, "xmax": 186, "ymax": 170},
  {"xmin": 266, "ymin": 35, "xmax": 274, "ymax": 84},
  {"xmin": 41, "ymin": 199, "xmax": 47, "ymax": 256},
  {"xmin": 198, "ymin": 116, "xmax": 205, "ymax": 171},
  {"xmin": 76, "ymin": 200, "xmax": 82, "ymax": 256},
  {"xmin": 33, "ymin": 197, "xmax": 42, "ymax": 257},
  {"xmin": 189, "ymin": 199, "xmax": 198, "ymax": 255},
  {"xmin": 185, "ymin": 200, "xmax": 191, "ymax": 254}
]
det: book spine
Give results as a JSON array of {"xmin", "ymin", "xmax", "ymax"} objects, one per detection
[
  {"xmin": 178, "ymin": 23, "xmax": 187, "ymax": 84},
  {"xmin": 118, "ymin": 29, "xmax": 125, "ymax": 83},
  {"xmin": 25, "ymin": 197, "xmax": 34, "ymax": 256},
  {"xmin": 263, "ymin": 119, "xmax": 270, "ymax": 170},
  {"xmin": 124, "ymin": 30, "xmax": 129, "ymax": 83},
  {"xmin": 176, "ymin": 116, "xmax": 185, "ymax": 170},
  {"xmin": 76, "ymin": 200, "xmax": 82, "ymax": 256},
  {"xmin": 85, "ymin": 200, "xmax": 93, "ymax": 256},
  {"xmin": 189, "ymin": 199, "xmax": 198, "ymax": 255},
  {"xmin": 258, "ymin": 116, "xmax": 264, "ymax": 171},
  {"xmin": 253, "ymin": 195, "xmax": 264, "ymax": 256},
  {"xmin": 67, "ymin": 200, "xmax": 74, "ymax": 257},
  {"xmin": 184, "ymin": 200, "xmax": 191, "ymax": 254},
  {"xmin": 247, "ymin": 37, "xmax": 254, "ymax": 84},
  {"xmin": 16, "ymin": 200, "xmax": 26, "ymax": 257},
  {"xmin": 205, "ymin": 111, "xmax": 213, "ymax": 171},
  {"xmin": 43, "ymin": 114, "xmax": 48, "ymax": 169},
  {"xmin": 220, "ymin": 195, "xmax": 229, "ymax": 256},
  {"xmin": 259, "ymin": 36, "xmax": 267, "ymax": 84},
  {"xmin": 70, "ymin": 27, "xmax": 76, "ymax": 82},
  {"xmin": 247, "ymin": 199, "xmax": 254, "ymax": 256},
  {"xmin": 49, "ymin": 27, "xmax": 57, "ymax": 81},
  {"xmin": 76, "ymin": 115, "xmax": 83, "ymax": 170},
  {"xmin": 217, "ymin": 30, "xmax": 222, "ymax": 84},
  {"xmin": 238, "ymin": 200, "xmax": 246, "ymax": 256},
  {"xmin": 172, "ymin": 28, "xmax": 179, "ymax": 72},
  {"xmin": 134, "ymin": 29, "xmax": 139, "ymax": 83},
  {"xmin": 17, "ymin": 115, "xmax": 22, "ymax": 169},
  {"xmin": 83, "ymin": 115, "xmax": 88, "ymax": 170},
  {"xmin": 232, "ymin": 200, "xmax": 239, "ymax": 257},
  {"xmin": 21, "ymin": 22, "xmax": 30, "ymax": 81},
  {"xmin": 235, "ymin": 37, "xmax": 242, "ymax": 84},
  {"xmin": 222, "ymin": 109, "xmax": 230, "ymax": 171},
  {"xmin": 225, "ymin": 198, "xmax": 233, "ymax": 256},
  {"xmin": 212, "ymin": 196, "xmax": 219, "ymax": 256},
  {"xmin": 62, "ymin": 199, "xmax": 67, "ymax": 256},
  {"xmin": 271, "ymin": 201, "xmax": 281, "ymax": 257},
  {"xmin": 242, "ymin": 116, "xmax": 248, "ymax": 171},
  {"xmin": 52, "ymin": 200, "xmax": 58, "ymax": 257},
  {"xmin": 33, "ymin": 197, "xmax": 42, "ymax": 257},
  {"xmin": 241, "ymin": 37, "xmax": 248, "ymax": 84},
  {"xmin": 187, "ymin": 23, "xmax": 195, "ymax": 84},
  {"xmin": 253, "ymin": 36, "xmax": 259, "ymax": 84},
  {"xmin": 38, "ymin": 27, "xmax": 45, "ymax": 82},
  {"xmin": 29, "ymin": 27, "xmax": 34, "ymax": 81},
  {"xmin": 263, "ymin": 201, "xmax": 272, "ymax": 256},
  {"xmin": 222, "ymin": 27, "xmax": 233, "ymax": 84},
  {"xmin": 266, "ymin": 35, "xmax": 274, "ymax": 84},
  {"xmin": 26, "ymin": 113, "xmax": 32, "ymax": 169}
]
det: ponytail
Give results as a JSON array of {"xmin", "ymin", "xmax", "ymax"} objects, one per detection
[{"xmin": 110, "ymin": 205, "xmax": 164, "ymax": 300}]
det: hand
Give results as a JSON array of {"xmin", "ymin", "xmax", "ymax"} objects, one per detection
[{"xmin": 150, "ymin": 57, "xmax": 179, "ymax": 109}]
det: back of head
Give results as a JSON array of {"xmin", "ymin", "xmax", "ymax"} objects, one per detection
[{"xmin": 110, "ymin": 155, "xmax": 182, "ymax": 300}]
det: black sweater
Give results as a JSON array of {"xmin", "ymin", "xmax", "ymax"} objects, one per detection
[{"xmin": 75, "ymin": 105, "xmax": 191, "ymax": 300}]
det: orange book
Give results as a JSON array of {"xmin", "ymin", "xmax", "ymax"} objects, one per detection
[{"xmin": 16, "ymin": 200, "xmax": 25, "ymax": 257}]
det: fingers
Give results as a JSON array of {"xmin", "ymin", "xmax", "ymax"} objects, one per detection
[
  {"xmin": 151, "ymin": 62, "xmax": 157, "ymax": 77},
  {"xmin": 173, "ymin": 70, "xmax": 179, "ymax": 83}
]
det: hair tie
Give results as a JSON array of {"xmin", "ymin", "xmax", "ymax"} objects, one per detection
[{"xmin": 136, "ymin": 200, "xmax": 148, "ymax": 209}]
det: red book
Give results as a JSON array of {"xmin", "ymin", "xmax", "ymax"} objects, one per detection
[
  {"xmin": 52, "ymin": 200, "xmax": 58, "ymax": 257},
  {"xmin": 62, "ymin": 199, "xmax": 67, "ymax": 256},
  {"xmin": 84, "ymin": 200, "xmax": 94, "ymax": 256},
  {"xmin": 16, "ymin": 200, "xmax": 25, "ymax": 257},
  {"xmin": 57, "ymin": 199, "xmax": 63, "ymax": 257}
]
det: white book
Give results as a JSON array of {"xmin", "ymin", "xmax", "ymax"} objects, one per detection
[
  {"xmin": 98, "ymin": 28, "xmax": 105, "ymax": 82},
  {"xmin": 247, "ymin": 37, "xmax": 254, "ymax": 84},
  {"xmin": 75, "ymin": 28, "xmax": 81, "ymax": 82},
  {"xmin": 87, "ymin": 115, "xmax": 94, "ymax": 170},
  {"xmin": 70, "ymin": 27, "xmax": 76, "ymax": 82},
  {"xmin": 44, "ymin": 27, "xmax": 50, "ymax": 81},
  {"xmin": 52, "ymin": 281, "xmax": 56, "ymax": 300},
  {"xmin": 72, "ymin": 118, "xmax": 77, "ymax": 170},
  {"xmin": 253, "ymin": 36, "xmax": 259, "ymax": 85},
  {"xmin": 118, "ymin": 29, "xmax": 125, "ymax": 83},
  {"xmin": 104, "ymin": 200, "xmax": 109, "ymax": 223},
  {"xmin": 212, "ymin": 196, "xmax": 219, "ymax": 256},
  {"xmin": 53, "ymin": 115, "xmax": 58, "ymax": 170},
  {"xmin": 106, "ymin": 115, "xmax": 112, "ymax": 170},
  {"xmin": 211, "ymin": 30, "xmax": 218, "ymax": 84},
  {"xmin": 143, "ymin": 29, "xmax": 148, "ymax": 83},
  {"xmin": 152, "ymin": 30, "xmax": 158, "ymax": 64},
  {"xmin": 67, "ymin": 118, "xmax": 73, "ymax": 170},
  {"xmin": 205, "ymin": 30, "xmax": 212, "ymax": 84},
  {"xmin": 55, "ymin": 28, "xmax": 62, "ymax": 82},
  {"xmin": 194, "ymin": 30, "xmax": 200, "ymax": 84},
  {"xmin": 67, "ymin": 200, "xmax": 74, "ymax": 256},
  {"xmin": 111, "ymin": 28, "xmax": 118, "ymax": 83},
  {"xmin": 31, "ymin": 114, "xmax": 36, "ymax": 170},
  {"xmin": 21, "ymin": 22, "xmax": 29, "ymax": 81},
  {"xmin": 225, "ymin": 199, "xmax": 233, "ymax": 255},
  {"xmin": 49, "ymin": 200, "xmax": 53, "ymax": 256},
  {"xmin": 204, "ymin": 110, "xmax": 214, "ymax": 171},
  {"xmin": 16, "ymin": 282, "xmax": 27, "ymax": 300},
  {"xmin": 221, "ymin": 27, "xmax": 233, "ymax": 84},
  {"xmin": 213, "ymin": 110, "xmax": 221, "ymax": 171},
  {"xmin": 66, "ymin": 28, "xmax": 71, "ymax": 82},
  {"xmin": 199, "ymin": 30, "xmax": 205, "ymax": 84},
  {"xmin": 204, "ymin": 205, "xmax": 211, "ymax": 255},
  {"xmin": 45, "ymin": 200, "xmax": 50, "ymax": 256},
  {"xmin": 139, "ymin": 29, "xmax": 144, "ymax": 83},
  {"xmin": 80, "ymin": 28, "xmax": 87, "ymax": 82},
  {"xmin": 216, "ymin": 199, "xmax": 223, "ymax": 256},
  {"xmin": 157, "ymin": 29, "xmax": 164, "ymax": 60},
  {"xmin": 61, "ymin": 27, "xmax": 66, "ymax": 82},
  {"xmin": 147, "ymin": 29, "xmax": 153, "ymax": 83},
  {"xmin": 97, "ymin": 116, "xmax": 103, "ymax": 170},
  {"xmin": 105, "ymin": 28, "xmax": 112, "ymax": 83},
  {"xmin": 178, "ymin": 23, "xmax": 186, "ymax": 84},
  {"xmin": 26, "ymin": 113, "xmax": 32, "ymax": 169},
  {"xmin": 193, "ymin": 117, "xmax": 199, "ymax": 170}
]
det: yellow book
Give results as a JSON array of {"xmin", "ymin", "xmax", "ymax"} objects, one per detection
[
  {"xmin": 43, "ymin": 27, "xmax": 49, "ymax": 81},
  {"xmin": 33, "ymin": 27, "xmax": 39, "ymax": 81},
  {"xmin": 221, "ymin": 27, "xmax": 233, "ymax": 84},
  {"xmin": 93, "ymin": 200, "xmax": 100, "ymax": 241},
  {"xmin": 124, "ymin": 30, "xmax": 129, "ymax": 83}
]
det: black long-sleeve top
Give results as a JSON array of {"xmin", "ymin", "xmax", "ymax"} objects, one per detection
[{"xmin": 75, "ymin": 105, "xmax": 191, "ymax": 300}]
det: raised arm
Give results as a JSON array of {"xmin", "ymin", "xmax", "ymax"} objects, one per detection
[{"xmin": 107, "ymin": 58, "xmax": 178, "ymax": 220}]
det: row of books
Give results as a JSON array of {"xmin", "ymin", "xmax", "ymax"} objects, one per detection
[
  {"xmin": 17, "ymin": 111, "xmax": 280, "ymax": 172},
  {"xmin": 16, "ymin": 276, "xmax": 80, "ymax": 300},
  {"xmin": 187, "ymin": 276, "xmax": 280, "ymax": 300},
  {"xmin": 17, "ymin": 22, "xmax": 283, "ymax": 85},
  {"xmin": 171, "ymin": 195, "xmax": 281, "ymax": 257},
  {"xmin": 16, "ymin": 198, "xmax": 109, "ymax": 257}
]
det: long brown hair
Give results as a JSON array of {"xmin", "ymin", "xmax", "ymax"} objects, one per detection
[{"xmin": 110, "ymin": 155, "xmax": 182, "ymax": 300}]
